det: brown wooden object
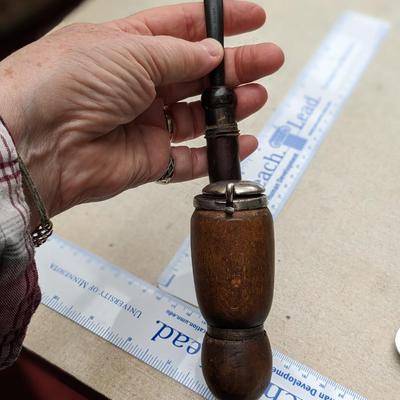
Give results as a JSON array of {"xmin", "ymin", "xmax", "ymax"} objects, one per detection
[
  {"xmin": 190, "ymin": 1, "xmax": 276, "ymax": 398},
  {"xmin": 191, "ymin": 206, "xmax": 274, "ymax": 400}
]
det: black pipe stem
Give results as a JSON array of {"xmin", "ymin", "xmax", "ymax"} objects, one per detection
[
  {"xmin": 204, "ymin": 0, "xmax": 225, "ymax": 86},
  {"xmin": 203, "ymin": 0, "xmax": 242, "ymax": 183}
]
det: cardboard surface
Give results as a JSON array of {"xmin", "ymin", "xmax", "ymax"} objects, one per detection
[{"xmin": 24, "ymin": 1, "xmax": 400, "ymax": 399}]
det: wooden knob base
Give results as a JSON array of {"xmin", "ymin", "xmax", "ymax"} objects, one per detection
[{"xmin": 201, "ymin": 329, "xmax": 272, "ymax": 400}]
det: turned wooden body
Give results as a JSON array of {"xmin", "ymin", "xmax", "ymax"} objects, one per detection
[
  {"xmin": 195, "ymin": 2, "xmax": 275, "ymax": 398},
  {"xmin": 191, "ymin": 209, "xmax": 274, "ymax": 327},
  {"xmin": 191, "ymin": 207, "xmax": 274, "ymax": 400}
]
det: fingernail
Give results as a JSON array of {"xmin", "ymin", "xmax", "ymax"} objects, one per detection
[{"xmin": 200, "ymin": 38, "xmax": 223, "ymax": 57}]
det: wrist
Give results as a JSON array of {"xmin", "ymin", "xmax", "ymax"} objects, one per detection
[
  {"xmin": 0, "ymin": 86, "xmax": 53, "ymax": 236},
  {"xmin": 0, "ymin": 108, "xmax": 52, "ymax": 245},
  {"xmin": 18, "ymin": 154, "xmax": 54, "ymax": 245},
  {"xmin": 21, "ymin": 182, "xmax": 41, "ymax": 231},
  {"xmin": 0, "ymin": 74, "xmax": 25, "ymax": 147}
]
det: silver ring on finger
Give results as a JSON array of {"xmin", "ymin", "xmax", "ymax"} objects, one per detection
[
  {"xmin": 163, "ymin": 106, "xmax": 175, "ymax": 141},
  {"xmin": 156, "ymin": 156, "xmax": 175, "ymax": 185}
]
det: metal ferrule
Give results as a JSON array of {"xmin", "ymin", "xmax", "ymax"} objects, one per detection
[
  {"xmin": 202, "ymin": 86, "xmax": 242, "ymax": 182},
  {"xmin": 193, "ymin": 180, "xmax": 268, "ymax": 214}
]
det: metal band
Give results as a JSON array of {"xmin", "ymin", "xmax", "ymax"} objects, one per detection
[
  {"xmin": 205, "ymin": 123, "xmax": 239, "ymax": 139},
  {"xmin": 156, "ymin": 157, "xmax": 175, "ymax": 185},
  {"xmin": 163, "ymin": 107, "xmax": 175, "ymax": 140},
  {"xmin": 194, "ymin": 194, "xmax": 267, "ymax": 212},
  {"xmin": 194, "ymin": 180, "xmax": 268, "ymax": 212}
]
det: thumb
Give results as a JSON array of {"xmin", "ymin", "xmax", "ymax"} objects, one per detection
[{"xmin": 136, "ymin": 36, "xmax": 224, "ymax": 86}]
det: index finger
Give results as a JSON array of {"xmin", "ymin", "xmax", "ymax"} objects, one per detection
[{"xmin": 110, "ymin": 0, "xmax": 266, "ymax": 41}]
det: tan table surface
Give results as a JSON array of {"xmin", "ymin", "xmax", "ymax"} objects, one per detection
[{"xmin": 24, "ymin": 0, "xmax": 400, "ymax": 399}]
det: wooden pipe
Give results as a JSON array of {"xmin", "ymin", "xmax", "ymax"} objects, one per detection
[{"xmin": 189, "ymin": 1, "xmax": 275, "ymax": 399}]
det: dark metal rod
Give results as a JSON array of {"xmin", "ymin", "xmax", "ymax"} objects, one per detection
[
  {"xmin": 204, "ymin": 0, "xmax": 225, "ymax": 87},
  {"xmin": 202, "ymin": 0, "xmax": 242, "ymax": 182}
]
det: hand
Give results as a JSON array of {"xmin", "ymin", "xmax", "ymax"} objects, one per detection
[{"xmin": 0, "ymin": 1, "xmax": 284, "ymax": 222}]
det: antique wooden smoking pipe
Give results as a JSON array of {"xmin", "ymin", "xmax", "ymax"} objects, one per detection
[{"xmin": 190, "ymin": 1, "xmax": 275, "ymax": 399}]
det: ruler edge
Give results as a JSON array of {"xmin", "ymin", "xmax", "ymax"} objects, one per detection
[
  {"xmin": 272, "ymin": 350, "xmax": 367, "ymax": 400},
  {"xmin": 259, "ymin": 10, "xmax": 391, "ymax": 218},
  {"xmin": 40, "ymin": 291, "xmax": 214, "ymax": 398},
  {"xmin": 43, "ymin": 235, "xmax": 203, "ymax": 316}
]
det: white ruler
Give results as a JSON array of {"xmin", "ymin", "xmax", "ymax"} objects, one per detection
[
  {"xmin": 37, "ymin": 235, "xmax": 366, "ymax": 400},
  {"xmin": 158, "ymin": 11, "xmax": 390, "ymax": 306},
  {"xmin": 35, "ymin": 11, "xmax": 389, "ymax": 400}
]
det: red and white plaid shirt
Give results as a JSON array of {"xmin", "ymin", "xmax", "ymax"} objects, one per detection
[{"xmin": 0, "ymin": 119, "xmax": 41, "ymax": 369}]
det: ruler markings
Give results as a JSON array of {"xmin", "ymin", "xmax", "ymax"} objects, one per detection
[
  {"xmin": 36, "ymin": 12, "xmax": 389, "ymax": 400},
  {"xmin": 38, "ymin": 235, "xmax": 369, "ymax": 400}
]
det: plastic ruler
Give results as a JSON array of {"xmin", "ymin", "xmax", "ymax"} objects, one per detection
[
  {"xmin": 35, "ymin": 11, "xmax": 389, "ymax": 400},
  {"xmin": 37, "ymin": 235, "xmax": 366, "ymax": 400}
]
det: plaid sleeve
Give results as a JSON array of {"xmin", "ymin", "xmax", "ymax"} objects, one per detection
[{"xmin": 0, "ymin": 119, "xmax": 41, "ymax": 370}]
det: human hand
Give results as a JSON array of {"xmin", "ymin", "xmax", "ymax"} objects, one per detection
[{"xmin": 0, "ymin": 1, "xmax": 284, "ymax": 221}]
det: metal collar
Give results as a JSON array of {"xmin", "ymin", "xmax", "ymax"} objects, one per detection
[{"xmin": 193, "ymin": 180, "xmax": 268, "ymax": 214}]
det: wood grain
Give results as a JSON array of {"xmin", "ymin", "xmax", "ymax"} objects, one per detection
[{"xmin": 191, "ymin": 207, "xmax": 274, "ymax": 399}]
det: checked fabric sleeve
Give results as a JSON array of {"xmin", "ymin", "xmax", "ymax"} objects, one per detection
[{"xmin": 0, "ymin": 119, "xmax": 41, "ymax": 370}]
